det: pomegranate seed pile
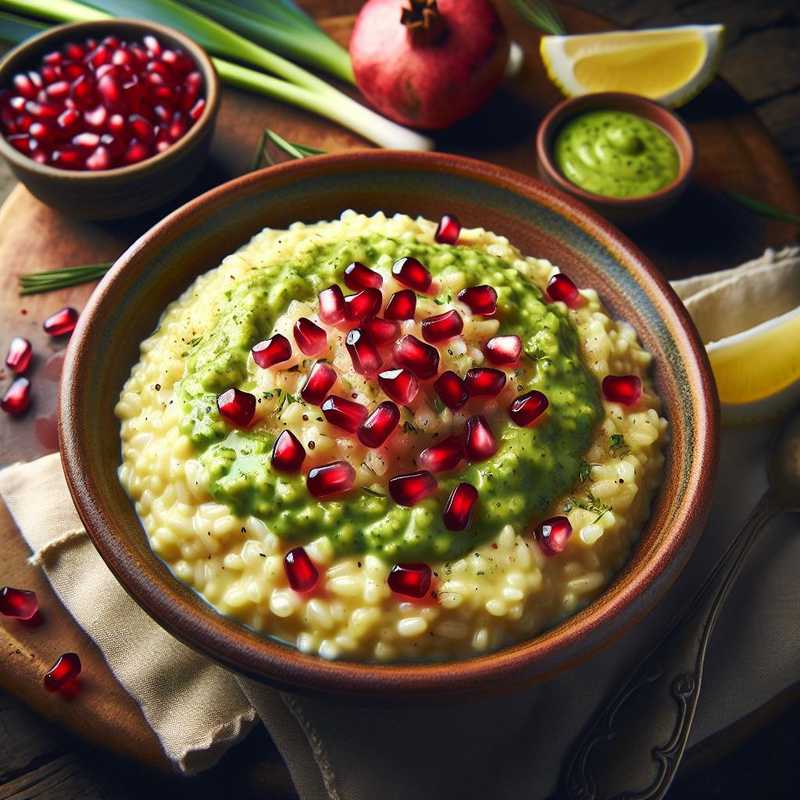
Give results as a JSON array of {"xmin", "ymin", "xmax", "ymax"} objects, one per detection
[{"xmin": 0, "ymin": 33, "xmax": 204, "ymax": 171}]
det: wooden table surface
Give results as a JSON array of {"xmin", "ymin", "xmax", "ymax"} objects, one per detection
[{"xmin": 1, "ymin": 1, "xmax": 799, "ymax": 798}]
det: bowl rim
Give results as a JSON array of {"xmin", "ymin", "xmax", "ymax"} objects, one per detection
[
  {"xmin": 536, "ymin": 91, "xmax": 696, "ymax": 208},
  {"xmin": 59, "ymin": 150, "xmax": 719, "ymax": 696},
  {"xmin": 0, "ymin": 18, "xmax": 220, "ymax": 180}
]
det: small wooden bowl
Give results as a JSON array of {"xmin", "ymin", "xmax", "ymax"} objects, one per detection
[
  {"xmin": 0, "ymin": 19, "xmax": 220, "ymax": 221},
  {"xmin": 536, "ymin": 93, "xmax": 695, "ymax": 228},
  {"xmin": 60, "ymin": 151, "xmax": 718, "ymax": 698}
]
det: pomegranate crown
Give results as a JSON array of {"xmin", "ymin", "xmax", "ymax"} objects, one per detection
[{"xmin": 401, "ymin": 0, "xmax": 446, "ymax": 43}]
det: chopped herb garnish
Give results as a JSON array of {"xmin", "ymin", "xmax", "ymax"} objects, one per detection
[
  {"xmin": 609, "ymin": 434, "xmax": 631, "ymax": 456},
  {"xmin": 403, "ymin": 421, "xmax": 419, "ymax": 433}
]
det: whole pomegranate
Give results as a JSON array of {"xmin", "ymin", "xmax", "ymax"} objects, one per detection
[{"xmin": 350, "ymin": 0, "xmax": 510, "ymax": 130}]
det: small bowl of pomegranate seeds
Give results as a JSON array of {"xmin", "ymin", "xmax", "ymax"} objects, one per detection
[
  {"xmin": 0, "ymin": 19, "xmax": 219, "ymax": 220},
  {"xmin": 61, "ymin": 151, "xmax": 717, "ymax": 697}
]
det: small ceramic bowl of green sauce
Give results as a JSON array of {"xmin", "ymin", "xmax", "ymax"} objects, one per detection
[{"xmin": 536, "ymin": 92, "xmax": 695, "ymax": 227}]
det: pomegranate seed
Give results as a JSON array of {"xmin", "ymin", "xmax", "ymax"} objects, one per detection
[
  {"xmin": 418, "ymin": 435, "xmax": 463, "ymax": 472},
  {"xmin": 73, "ymin": 131, "xmax": 100, "ymax": 149},
  {"xmin": 44, "ymin": 652, "xmax": 81, "ymax": 692},
  {"xmin": 318, "ymin": 284, "xmax": 345, "ymax": 325},
  {"xmin": 293, "ymin": 317, "xmax": 327, "ymax": 356},
  {"xmin": 393, "ymin": 335, "xmax": 439, "ymax": 379},
  {"xmin": 363, "ymin": 316, "xmax": 400, "ymax": 345},
  {"xmin": 84, "ymin": 105, "xmax": 108, "ymax": 129},
  {"xmin": 485, "ymin": 335, "xmax": 521, "ymax": 365},
  {"xmin": 458, "ymin": 285, "xmax": 497, "ymax": 316},
  {"xmin": 392, "ymin": 256, "xmax": 431, "ymax": 292},
  {"xmin": 45, "ymin": 81, "xmax": 70, "ymax": 100},
  {"xmin": 378, "ymin": 368, "xmax": 419, "ymax": 405},
  {"xmin": 123, "ymin": 139, "xmax": 151, "ymax": 164},
  {"xmin": 357, "ymin": 401, "xmax": 400, "ymax": 447},
  {"xmin": 300, "ymin": 361, "xmax": 337, "ymax": 405},
  {"xmin": 284, "ymin": 547, "xmax": 319, "ymax": 592},
  {"xmin": 389, "ymin": 470, "xmax": 437, "ymax": 506},
  {"xmin": 421, "ymin": 309, "xmax": 463, "ymax": 343},
  {"xmin": 344, "ymin": 261, "xmax": 382, "ymax": 290},
  {"xmin": 6, "ymin": 336, "xmax": 32, "ymax": 373},
  {"xmin": 51, "ymin": 148, "xmax": 84, "ymax": 169},
  {"xmin": 252, "ymin": 334, "xmax": 292, "ymax": 368},
  {"xmin": 0, "ymin": 586, "xmax": 38, "ymax": 620},
  {"xmin": 443, "ymin": 483, "xmax": 478, "ymax": 530},
  {"xmin": 465, "ymin": 415, "xmax": 498, "ymax": 461},
  {"xmin": 217, "ymin": 388, "xmax": 255, "ymax": 427},
  {"xmin": 271, "ymin": 430, "xmax": 305, "ymax": 473},
  {"xmin": 434, "ymin": 370, "xmax": 468, "ymax": 410},
  {"xmin": 321, "ymin": 395, "xmax": 368, "ymax": 433},
  {"xmin": 435, "ymin": 213, "xmax": 461, "ymax": 245},
  {"xmin": 25, "ymin": 101, "xmax": 60, "ymax": 121},
  {"xmin": 56, "ymin": 107, "xmax": 79, "ymax": 130},
  {"xmin": 64, "ymin": 42, "xmax": 85, "ymax": 61},
  {"xmin": 509, "ymin": 390, "xmax": 549, "ymax": 426},
  {"xmin": 2, "ymin": 377, "xmax": 31, "ymax": 417},
  {"xmin": 345, "ymin": 328, "xmax": 382, "ymax": 375},
  {"xmin": 534, "ymin": 516, "xmax": 572, "ymax": 556},
  {"xmin": 188, "ymin": 97, "xmax": 205, "ymax": 121},
  {"xmin": 13, "ymin": 74, "xmax": 37, "ymax": 99},
  {"xmin": 43, "ymin": 51, "xmax": 63, "ymax": 65},
  {"xmin": 128, "ymin": 113, "xmax": 154, "ymax": 141},
  {"xmin": 307, "ymin": 460, "xmax": 356, "ymax": 498},
  {"xmin": 384, "ymin": 289, "xmax": 417, "ymax": 320},
  {"xmin": 344, "ymin": 288, "xmax": 382, "ymax": 322},
  {"xmin": 602, "ymin": 375, "xmax": 642, "ymax": 406},
  {"xmin": 108, "ymin": 113, "xmax": 126, "ymax": 135},
  {"xmin": 43, "ymin": 306, "xmax": 78, "ymax": 336},
  {"xmin": 546, "ymin": 273, "xmax": 582, "ymax": 308},
  {"xmin": 86, "ymin": 145, "xmax": 111, "ymax": 170},
  {"xmin": 465, "ymin": 368, "xmax": 506, "ymax": 397},
  {"xmin": 144, "ymin": 35, "xmax": 162, "ymax": 56},
  {"xmin": 388, "ymin": 563, "xmax": 432, "ymax": 598}
]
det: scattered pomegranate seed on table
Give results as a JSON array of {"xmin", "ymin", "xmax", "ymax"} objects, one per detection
[
  {"xmin": 284, "ymin": 547, "xmax": 319, "ymax": 592},
  {"xmin": 293, "ymin": 317, "xmax": 327, "ymax": 356},
  {"xmin": 458, "ymin": 284, "xmax": 497, "ymax": 316},
  {"xmin": 321, "ymin": 395, "xmax": 369, "ymax": 433},
  {"xmin": 391, "ymin": 256, "xmax": 431, "ymax": 292},
  {"xmin": 388, "ymin": 470, "xmax": 438, "ymax": 506},
  {"xmin": 378, "ymin": 367, "xmax": 419, "ymax": 404},
  {"xmin": 1, "ymin": 376, "xmax": 31, "ymax": 416},
  {"xmin": 307, "ymin": 460, "xmax": 356, "ymax": 498},
  {"xmin": 509, "ymin": 390, "xmax": 549, "ymax": 427},
  {"xmin": 464, "ymin": 367, "xmax": 506, "ymax": 397},
  {"xmin": 443, "ymin": 483, "xmax": 479, "ymax": 531},
  {"xmin": 434, "ymin": 213, "xmax": 461, "ymax": 245},
  {"xmin": 393, "ymin": 335, "xmax": 439, "ymax": 379},
  {"xmin": 0, "ymin": 586, "xmax": 38, "ymax": 620},
  {"xmin": 217, "ymin": 387, "xmax": 255, "ymax": 427},
  {"xmin": 357, "ymin": 400, "xmax": 400, "ymax": 448},
  {"xmin": 5, "ymin": 336, "xmax": 32, "ymax": 373},
  {"xmin": 465, "ymin": 415, "xmax": 498, "ymax": 461},
  {"xmin": 252, "ymin": 333, "xmax": 292, "ymax": 368},
  {"xmin": 418, "ymin": 435, "xmax": 464, "ymax": 472},
  {"xmin": 384, "ymin": 288, "xmax": 416, "ymax": 320},
  {"xmin": 318, "ymin": 284, "xmax": 346, "ymax": 324},
  {"xmin": 388, "ymin": 563, "xmax": 432, "ymax": 598},
  {"xmin": 300, "ymin": 360, "xmax": 337, "ymax": 405},
  {"xmin": 485, "ymin": 335, "xmax": 521, "ymax": 365},
  {"xmin": 363, "ymin": 316, "xmax": 400, "ymax": 345},
  {"xmin": 44, "ymin": 651, "xmax": 81, "ymax": 692},
  {"xmin": 43, "ymin": 306, "xmax": 79, "ymax": 336},
  {"xmin": 271, "ymin": 430, "xmax": 306, "ymax": 473},
  {"xmin": 602, "ymin": 374, "xmax": 642, "ymax": 406},
  {"xmin": 345, "ymin": 328, "xmax": 383, "ymax": 375},
  {"xmin": 534, "ymin": 516, "xmax": 572, "ymax": 556},
  {"xmin": 546, "ymin": 273, "xmax": 582, "ymax": 308},
  {"xmin": 344, "ymin": 287, "xmax": 382, "ymax": 322},
  {"xmin": 344, "ymin": 261, "xmax": 382, "ymax": 290},
  {"xmin": 421, "ymin": 309, "xmax": 463, "ymax": 343},
  {"xmin": 0, "ymin": 33, "xmax": 204, "ymax": 171},
  {"xmin": 434, "ymin": 370, "xmax": 468, "ymax": 410}
]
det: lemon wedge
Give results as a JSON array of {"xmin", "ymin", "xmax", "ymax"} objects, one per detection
[{"xmin": 540, "ymin": 25, "xmax": 725, "ymax": 108}]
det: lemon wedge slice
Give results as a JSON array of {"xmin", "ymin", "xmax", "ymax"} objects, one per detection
[{"xmin": 540, "ymin": 25, "xmax": 725, "ymax": 108}]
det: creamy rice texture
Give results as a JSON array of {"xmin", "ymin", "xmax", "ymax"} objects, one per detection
[{"xmin": 116, "ymin": 211, "xmax": 667, "ymax": 662}]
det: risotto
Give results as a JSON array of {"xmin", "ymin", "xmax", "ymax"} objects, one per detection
[{"xmin": 116, "ymin": 211, "xmax": 667, "ymax": 662}]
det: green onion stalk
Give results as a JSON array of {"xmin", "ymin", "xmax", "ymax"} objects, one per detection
[{"xmin": 0, "ymin": 0, "xmax": 433, "ymax": 149}]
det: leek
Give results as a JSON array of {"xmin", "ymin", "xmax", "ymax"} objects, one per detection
[
  {"xmin": 252, "ymin": 128, "xmax": 324, "ymax": 169},
  {"xmin": 0, "ymin": 0, "xmax": 433, "ymax": 150}
]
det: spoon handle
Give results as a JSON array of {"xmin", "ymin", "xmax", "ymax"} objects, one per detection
[{"xmin": 561, "ymin": 492, "xmax": 776, "ymax": 800}]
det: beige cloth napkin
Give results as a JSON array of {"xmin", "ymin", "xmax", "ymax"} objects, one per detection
[{"xmin": 1, "ymin": 247, "xmax": 799, "ymax": 798}]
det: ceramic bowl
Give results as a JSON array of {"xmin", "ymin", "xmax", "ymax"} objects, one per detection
[
  {"xmin": 60, "ymin": 151, "xmax": 718, "ymax": 697},
  {"xmin": 0, "ymin": 19, "xmax": 220, "ymax": 221},
  {"xmin": 536, "ymin": 93, "xmax": 695, "ymax": 227}
]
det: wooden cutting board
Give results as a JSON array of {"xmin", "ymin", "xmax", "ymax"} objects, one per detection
[{"xmin": 1, "ymin": 1, "xmax": 799, "ymax": 778}]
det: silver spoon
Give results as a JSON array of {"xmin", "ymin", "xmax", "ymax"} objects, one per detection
[{"xmin": 561, "ymin": 409, "xmax": 800, "ymax": 800}]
